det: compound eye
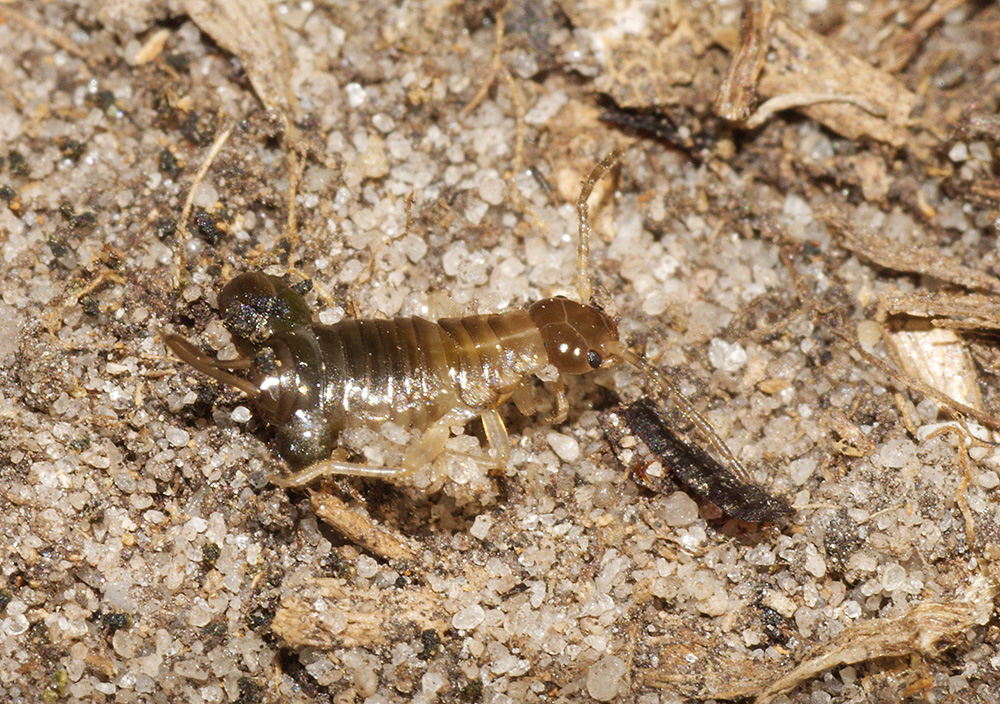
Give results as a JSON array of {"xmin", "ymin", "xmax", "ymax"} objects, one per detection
[{"xmin": 587, "ymin": 350, "xmax": 603, "ymax": 369}]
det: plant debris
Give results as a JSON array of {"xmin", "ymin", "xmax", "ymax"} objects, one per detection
[{"xmin": 601, "ymin": 397, "xmax": 793, "ymax": 523}]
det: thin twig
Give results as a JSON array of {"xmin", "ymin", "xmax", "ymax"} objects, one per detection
[{"xmin": 172, "ymin": 120, "xmax": 236, "ymax": 287}]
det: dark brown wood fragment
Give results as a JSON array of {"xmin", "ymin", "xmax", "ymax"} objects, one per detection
[{"xmin": 601, "ymin": 397, "xmax": 793, "ymax": 523}]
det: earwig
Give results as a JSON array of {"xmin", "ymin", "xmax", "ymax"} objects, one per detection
[{"xmin": 165, "ymin": 151, "xmax": 758, "ymax": 489}]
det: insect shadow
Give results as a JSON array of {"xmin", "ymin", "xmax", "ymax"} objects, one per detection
[{"xmin": 165, "ymin": 150, "xmax": 784, "ymax": 508}]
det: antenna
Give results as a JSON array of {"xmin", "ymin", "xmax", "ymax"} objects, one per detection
[{"xmin": 575, "ymin": 149, "xmax": 622, "ymax": 304}]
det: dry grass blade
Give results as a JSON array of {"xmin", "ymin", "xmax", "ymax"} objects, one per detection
[
  {"xmin": 172, "ymin": 120, "xmax": 236, "ymax": 287},
  {"xmin": 825, "ymin": 213, "xmax": 1000, "ymax": 295},
  {"xmin": 714, "ymin": 0, "xmax": 775, "ymax": 121},
  {"xmin": 876, "ymin": 0, "xmax": 972, "ymax": 73},
  {"xmin": 878, "ymin": 288, "xmax": 1000, "ymax": 331},
  {"xmin": 0, "ymin": 6, "xmax": 94, "ymax": 63}
]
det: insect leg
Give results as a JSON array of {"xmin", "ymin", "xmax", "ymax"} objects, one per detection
[
  {"xmin": 270, "ymin": 454, "xmax": 402, "ymax": 487},
  {"xmin": 510, "ymin": 382, "xmax": 537, "ymax": 417},
  {"xmin": 397, "ymin": 411, "xmax": 510, "ymax": 477},
  {"xmin": 278, "ymin": 413, "xmax": 463, "ymax": 486},
  {"xmin": 398, "ymin": 417, "xmax": 455, "ymax": 475},
  {"xmin": 544, "ymin": 379, "xmax": 569, "ymax": 424},
  {"xmin": 273, "ymin": 409, "xmax": 509, "ymax": 487},
  {"xmin": 480, "ymin": 408, "xmax": 511, "ymax": 465}
]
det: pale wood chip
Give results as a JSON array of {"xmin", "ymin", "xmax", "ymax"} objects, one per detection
[
  {"xmin": 273, "ymin": 503, "xmax": 495, "ymax": 650},
  {"xmin": 133, "ymin": 27, "xmax": 171, "ymax": 65},
  {"xmin": 755, "ymin": 571, "xmax": 998, "ymax": 703},
  {"xmin": 311, "ymin": 491, "xmax": 418, "ymax": 562},
  {"xmin": 272, "ymin": 578, "xmax": 449, "ymax": 649}
]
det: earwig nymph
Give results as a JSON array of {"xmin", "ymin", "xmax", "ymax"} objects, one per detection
[{"xmin": 166, "ymin": 152, "xmax": 759, "ymax": 490}]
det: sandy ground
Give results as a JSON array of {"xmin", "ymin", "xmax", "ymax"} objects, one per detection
[{"xmin": 1, "ymin": 1, "xmax": 1000, "ymax": 702}]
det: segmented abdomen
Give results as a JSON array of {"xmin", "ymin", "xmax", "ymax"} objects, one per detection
[{"xmin": 270, "ymin": 311, "xmax": 547, "ymax": 436}]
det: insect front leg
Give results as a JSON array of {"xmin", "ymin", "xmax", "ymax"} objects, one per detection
[
  {"xmin": 480, "ymin": 408, "xmax": 511, "ymax": 465},
  {"xmin": 398, "ymin": 416, "xmax": 457, "ymax": 475},
  {"xmin": 543, "ymin": 379, "xmax": 569, "ymax": 425}
]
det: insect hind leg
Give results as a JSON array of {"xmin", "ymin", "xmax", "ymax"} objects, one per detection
[
  {"xmin": 480, "ymin": 409, "xmax": 511, "ymax": 465},
  {"xmin": 270, "ymin": 455, "xmax": 403, "ymax": 487},
  {"xmin": 399, "ymin": 410, "xmax": 511, "ymax": 475},
  {"xmin": 269, "ymin": 430, "xmax": 448, "ymax": 487},
  {"xmin": 272, "ymin": 410, "xmax": 499, "ymax": 487}
]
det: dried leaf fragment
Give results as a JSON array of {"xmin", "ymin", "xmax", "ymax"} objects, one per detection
[
  {"xmin": 181, "ymin": 0, "xmax": 294, "ymax": 121},
  {"xmin": 715, "ymin": 1, "xmax": 917, "ymax": 146},
  {"xmin": 755, "ymin": 19, "xmax": 916, "ymax": 146}
]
